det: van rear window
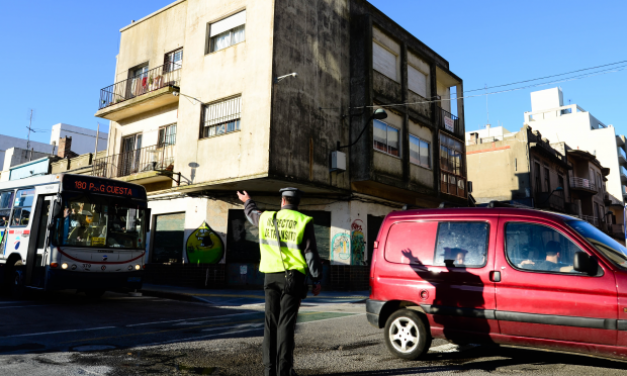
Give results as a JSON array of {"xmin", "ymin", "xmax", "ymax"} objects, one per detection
[
  {"xmin": 384, "ymin": 221, "xmax": 438, "ymax": 265},
  {"xmin": 434, "ymin": 222, "xmax": 489, "ymax": 268}
]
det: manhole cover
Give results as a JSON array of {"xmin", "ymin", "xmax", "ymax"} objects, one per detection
[{"xmin": 71, "ymin": 344, "xmax": 117, "ymax": 352}]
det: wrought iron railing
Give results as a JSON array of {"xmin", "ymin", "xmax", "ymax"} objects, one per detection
[
  {"xmin": 98, "ymin": 63, "xmax": 181, "ymax": 110},
  {"xmin": 569, "ymin": 177, "xmax": 597, "ymax": 192},
  {"xmin": 581, "ymin": 215, "xmax": 599, "ymax": 226},
  {"xmin": 535, "ymin": 191, "xmax": 565, "ymax": 211},
  {"xmin": 436, "ymin": 106, "xmax": 462, "ymax": 138},
  {"xmin": 92, "ymin": 144, "xmax": 174, "ymax": 179}
]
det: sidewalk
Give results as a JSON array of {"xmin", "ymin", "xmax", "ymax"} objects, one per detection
[{"xmin": 140, "ymin": 284, "xmax": 369, "ymax": 306}]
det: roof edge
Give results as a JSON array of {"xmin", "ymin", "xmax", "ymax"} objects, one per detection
[{"xmin": 120, "ymin": 0, "xmax": 186, "ymax": 32}]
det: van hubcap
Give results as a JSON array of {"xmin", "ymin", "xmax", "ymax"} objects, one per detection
[{"xmin": 389, "ymin": 317, "xmax": 419, "ymax": 353}]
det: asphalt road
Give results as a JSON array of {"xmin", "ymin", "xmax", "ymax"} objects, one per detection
[{"xmin": 1, "ymin": 290, "xmax": 626, "ymax": 375}]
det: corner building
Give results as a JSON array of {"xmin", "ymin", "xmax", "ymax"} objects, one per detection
[{"xmin": 94, "ymin": 0, "xmax": 467, "ymax": 289}]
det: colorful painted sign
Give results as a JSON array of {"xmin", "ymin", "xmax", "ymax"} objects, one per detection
[
  {"xmin": 186, "ymin": 221, "xmax": 224, "ymax": 264},
  {"xmin": 351, "ymin": 219, "xmax": 366, "ymax": 265},
  {"xmin": 331, "ymin": 233, "xmax": 351, "ymax": 264}
]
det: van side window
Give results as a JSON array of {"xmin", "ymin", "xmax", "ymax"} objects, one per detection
[
  {"xmin": 505, "ymin": 222, "xmax": 585, "ymax": 274},
  {"xmin": 11, "ymin": 189, "xmax": 35, "ymax": 227},
  {"xmin": 384, "ymin": 221, "xmax": 438, "ymax": 265},
  {"xmin": 434, "ymin": 222, "xmax": 489, "ymax": 268}
]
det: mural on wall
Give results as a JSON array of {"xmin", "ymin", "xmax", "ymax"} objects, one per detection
[
  {"xmin": 186, "ymin": 221, "xmax": 224, "ymax": 264},
  {"xmin": 331, "ymin": 232, "xmax": 351, "ymax": 264},
  {"xmin": 351, "ymin": 219, "xmax": 366, "ymax": 266}
]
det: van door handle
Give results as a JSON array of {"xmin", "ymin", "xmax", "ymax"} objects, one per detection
[{"xmin": 490, "ymin": 271, "xmax": 501, "ymax": 282}]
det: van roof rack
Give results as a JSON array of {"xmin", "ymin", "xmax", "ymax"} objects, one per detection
[
  {"xmin": 486, "ymin": 200, "xmax": 530, "ymax": 208},
  {"xmin": 438, "ymin": 201, "xmax": 459, "ymax": 208}
]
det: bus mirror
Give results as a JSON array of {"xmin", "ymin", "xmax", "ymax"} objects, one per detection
[{"xmin": 52, "ymin": 202, "xmax": 63, "ymax": 219}]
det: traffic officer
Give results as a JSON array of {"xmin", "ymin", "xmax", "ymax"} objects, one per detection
[{"xmin": 237, "ymin": 188, "xmax": 322, "ymax": 376}]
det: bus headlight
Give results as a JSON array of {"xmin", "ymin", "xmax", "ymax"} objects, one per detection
[
  {"xmin": 128, "ymin": 265, "xmax": 133, "ymax": 271},
  {"xmin": 61, "ymin": 263, "xmax": 68, "ymax": 270},
  {"xmin": 135, "ymin": 265, "xmax": 141, "ymax": 270}
]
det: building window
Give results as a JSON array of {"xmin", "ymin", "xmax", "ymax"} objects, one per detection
[
  {"xmin": 534, "ymin": 163, "xmax": 541, "ymax": 193},
  {"xmin": 439, "ymin": 133, "xmax": 466, "ymax": 198},
  {"xmin": 558, "ymin": 175, "xmax": 565, "ymax": 194},
  {"xmin": 408, "ymin": 65, "xmax": 428, "ymax": 98},
  {"xmin": 544, "ymin": 167, "xmax": 550, "ymax": 192},
  {"xmin": 201, "ymin": 96, "xmax": 242, "ymax": 138},
  {"xmin": 158, "ymin": 124, "xmax": 177, "ymax": 147},
  {"xmin": 409, "ymin": 135, "xmax": 430, "ymax": 168},
  {"xmin": 164, "ymin": 48, "xmax": 183, "ymax": 72},
  {"xmin": 208, "ymin": 10, "xmax": 246, "ymax": 53},
  {"xmin": 373, "ymin": 120, "xmax": 400, "ymax": 157}
]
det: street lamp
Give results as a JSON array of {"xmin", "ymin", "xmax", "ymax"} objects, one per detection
[
  {"xmin": 274, "ymin": 72, "xmax": 298, "ymax": 84},
  {"xmin": 336, "ymin": 108, "xmax": 388, "ymax": 150}
]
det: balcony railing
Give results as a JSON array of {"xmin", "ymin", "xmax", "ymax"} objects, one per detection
[
  {"xmin": 623, "ymin": 185, "xmax": 627, "ymax": 197},
  {"xmin": 569, "ymin": 177, "xmax": 598, "ymax": 193},
  {"xmin": 98, "ymin": 63, "xmax": 181, "ymax": 110},
  {"xmin": 619, "ymin": 147, "xmax": 627, "ymax": 163},
  {"xmin": 581, "ymin": 215, "xmax": 599, "ymax": 226},
  {"xmin": 535, "ymin": 191, "xmax": 565, "ymax": 211},
  {"xmin": 436, "ymin": 106, "xmax": 462, "ymax": 138},
  {"xmin": 92, "ymin": 144, "xmax": 174, "ymax": 179}
]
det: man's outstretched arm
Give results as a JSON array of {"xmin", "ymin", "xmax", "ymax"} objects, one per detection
[{"xmin": 238, "ymin": 191, "xmax": 262, "ymax": 227}]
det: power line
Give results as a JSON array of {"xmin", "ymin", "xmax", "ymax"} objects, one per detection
[{"xmin": 366, "ymin": 63, "xmax": 627, "ymax": 109}]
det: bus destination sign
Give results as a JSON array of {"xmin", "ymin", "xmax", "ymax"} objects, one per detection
[{"xmin": 62, "ymin": 175, "xmax": 145, "ymax": 199}]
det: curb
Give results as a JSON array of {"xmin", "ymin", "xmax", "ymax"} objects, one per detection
[{"xmin": 140, "ymin": 289, "xmax": 209, "ymax": 303}]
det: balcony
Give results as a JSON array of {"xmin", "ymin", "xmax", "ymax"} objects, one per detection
[
  {"xmin": 535, "ymin": 191, "xmax": 565, "ymax": 212},
  {"xmin": 95, "ymin": 64, "xmax": 181, "ymax": 122},
  {"xmin": 436, "ymin": 106, "xmax": 463, "ymax": 139},
  {"xmin": 581, "ymin": 215, "xmax": 599, "ymax": 227},
  {"xmin": 619, "ymin": 147, "xmax": 627, "ymax": 164},
  {"xmin": 623, "ymin": 185, "xmax": 627, "ymax": 198},
  {"xmin": 621, "ymin": 167, "xmax": 627, "ymax": 183},
  {"xmin": 92, "ymin": 144, "xmax": 175, "ymax": 184},
  {"xmin": 569, "ymin": 177, "xmax": 598, "ymax": 194}
]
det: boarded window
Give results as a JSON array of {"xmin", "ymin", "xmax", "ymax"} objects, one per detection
[
  {"xmin": 384, "ymin": 221, "xmax": 438, "ymax": 265},
  {"xmin": 152, "ymin": 212, "xmax": 185, "ymax": 264},
  {"xmin": 373, "ymin": 42, "xmax": 398, "ymax": 81},
  {"xmin": 408, "ymin": 66, "xmax": 428, "ymax": 97}
]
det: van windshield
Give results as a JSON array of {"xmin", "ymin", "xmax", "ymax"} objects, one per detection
[{"xmin": 567, "ymin": 220, "xmax": 627, "ymax": 270}]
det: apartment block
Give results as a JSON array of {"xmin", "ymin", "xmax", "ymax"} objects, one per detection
[{"xmin": 93, "ymin": 0, "xmax": 466, "ymax": 289}]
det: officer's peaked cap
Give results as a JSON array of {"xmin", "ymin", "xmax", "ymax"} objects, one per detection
[{"xmin": 279, "ymin": 187, "xmax": 302, "ymax": 198}]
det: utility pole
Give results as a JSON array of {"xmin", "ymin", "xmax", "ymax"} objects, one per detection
[{"xmin": 26, "ymin": 109, "xmax": 35, "ymax": 161}]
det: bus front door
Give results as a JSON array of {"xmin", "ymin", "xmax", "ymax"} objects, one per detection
[{"xmin": 25, "ymin": 195, "xmax": 55, "ymax": 288}]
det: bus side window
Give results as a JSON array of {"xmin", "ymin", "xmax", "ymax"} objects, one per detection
[
  {"xmin": 11, "ymin": 189, "xmax": 35, "ymax": 227},
  {"xmin": 0, "ymin": 191, "xmax": 14, "ymax": 227}
]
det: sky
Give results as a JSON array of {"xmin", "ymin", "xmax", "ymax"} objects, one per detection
[{"xmin": 1, "ymin": 0, "xmax": 626, "ymax": 146}]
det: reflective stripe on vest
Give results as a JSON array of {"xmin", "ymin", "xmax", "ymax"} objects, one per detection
[{"xmin": 258, "ymin": 210, "xmax": 312, "ymax": 275}]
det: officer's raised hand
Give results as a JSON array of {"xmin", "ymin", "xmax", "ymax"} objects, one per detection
[{"xmin": 237, "ymin": 191, "xmax": 251, "ymax": 203}]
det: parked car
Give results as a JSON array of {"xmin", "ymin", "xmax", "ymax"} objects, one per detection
[{"xmin": 366, "ymin": 207, "xmax": 627, "ymax": 361}]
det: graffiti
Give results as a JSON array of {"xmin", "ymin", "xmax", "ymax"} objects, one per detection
[
  {"xmin": 331, "ymin": 233, "xmax": 351, "ymax": 263},
  {"xmin": 186, "ymin": 221, "xmax": 224, "ymax": 264},
  {"xmin": 351, "ymin": 219, "xmax": 366, "ymax": 265}
]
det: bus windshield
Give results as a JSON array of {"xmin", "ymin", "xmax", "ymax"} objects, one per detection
[
  {"xmin": 567, "ymin": 220, "xmax": 627, "ymax": 270},
  {"xmin": 54, "ymin": 194, "xmax": 147, "ymax": 249}
]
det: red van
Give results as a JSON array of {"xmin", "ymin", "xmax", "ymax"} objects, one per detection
[{"xmin": 366, "ymin": 207, "xmax": 627, "ymax": 361}]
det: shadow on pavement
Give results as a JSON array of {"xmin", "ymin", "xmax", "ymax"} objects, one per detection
[{"xmin": 309, "ymin": 345, "xmax": 627, "ymax": 375}]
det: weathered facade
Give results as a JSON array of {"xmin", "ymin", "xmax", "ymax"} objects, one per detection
[
  {"xmin": 467, "ymin": 125, "xmax": 614, "ymax": 236},
  {"xmin": 94, "ymin": 0, "xmax": 466, "ymax": 289}
]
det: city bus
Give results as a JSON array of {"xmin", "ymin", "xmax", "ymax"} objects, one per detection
[{"xmin": 0, "ymin": 174, "xmax": 149, "ymax": 297}]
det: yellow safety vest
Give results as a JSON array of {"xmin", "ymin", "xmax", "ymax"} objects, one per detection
[{"xmin": 258, "ymin": 210, "xmax": 312, "ymax": 275}]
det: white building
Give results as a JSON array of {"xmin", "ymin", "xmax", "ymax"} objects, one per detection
[
  {"xmin": 50, "ymin": 123, "xmax": 108, "ymax": 155},
  {"xmin": 465, "ymin": 124, "xmax": 513, "ymax": 144},
  {"xmin": 524, "ymin": 87, "xmax": 626, "ymax": 206},
  {"xmin": 0, "ymin": 135, "xmax": 53, "ymax": 171}
]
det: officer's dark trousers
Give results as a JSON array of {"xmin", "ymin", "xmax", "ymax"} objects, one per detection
[{"xmin": 263, "ymin": 271, "xmax": 304, "ymax": 376}]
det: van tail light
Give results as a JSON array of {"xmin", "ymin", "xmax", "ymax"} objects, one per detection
[{"xmin": 373, "ymin": 241, "xmax": 378, "ymax": 249}]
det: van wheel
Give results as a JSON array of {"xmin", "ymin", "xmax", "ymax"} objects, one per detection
[
  {"xmin": 384, "ymin": 309, "xmax": 431, "ymax": 360},
  {"xmin": 11, "ymin": 260, "xmax": 25, "ymax": 299}
]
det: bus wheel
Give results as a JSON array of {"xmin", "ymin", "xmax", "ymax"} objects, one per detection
[
  {"xmin": 11, "ymin": 261, "xmax": 25, "ymax": 299},
  {"xmin": 85, "ymin": 289, "xmax": 106, "ymax": 298}
]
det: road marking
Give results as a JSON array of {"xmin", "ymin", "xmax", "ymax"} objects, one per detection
[
  {"xmin": 63, "ymin": 311, "xmax": 354, "ymax": 344},
  {"xmin": 0, "ymin": 326, "xmax": 116, "ymax": 339},
  {"xmin": 127, "ymin": 312, "xmax": 256, "ymax": 328}
]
